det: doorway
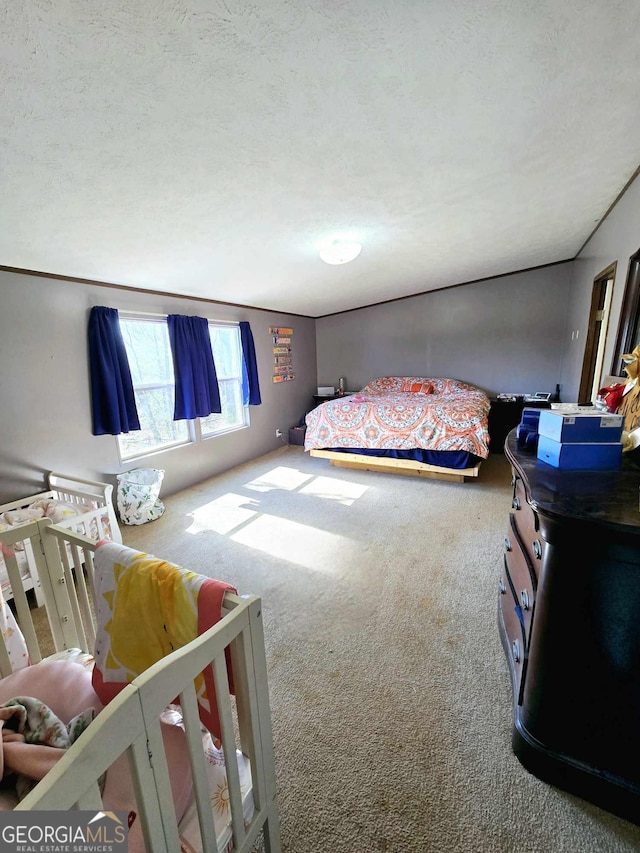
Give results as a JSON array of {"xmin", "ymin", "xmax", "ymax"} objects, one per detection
[{"xmin": 578, "ymin": 262, "xmax": 616, "ymax": 404}]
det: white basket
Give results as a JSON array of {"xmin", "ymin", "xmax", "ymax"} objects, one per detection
[{"xmin": 116, "ymin": 468, "xmax": 165, "ymax": 525}]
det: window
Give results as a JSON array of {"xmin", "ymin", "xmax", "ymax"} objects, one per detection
[
  {"xmin": 116, "ymin": 315, "xmax": 248, "ymax": 461},
  {"xmin": 118, "ymin": 317, "xmax": 192, "ymax": 460},
  {"xmin": 200, "ymin": 323, "xmax": 249, "ymax": 437}
]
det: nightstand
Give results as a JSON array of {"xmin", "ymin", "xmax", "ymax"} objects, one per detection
[
  {"xmin": 488, "ymin": 398, "xmax": 551, "ymax": 454},
  {"xmin": 312, "ymin": 392, "xmax": 356, "ymax": 405}
]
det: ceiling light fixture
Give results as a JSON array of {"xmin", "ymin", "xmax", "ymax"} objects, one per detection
[{"xmin": 319, "ymin": 238, "xmax": 362, "ymax": 265}]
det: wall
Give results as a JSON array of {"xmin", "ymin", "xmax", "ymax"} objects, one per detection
[
  {"xmin": 560, "ymin": 171, "xmax": 640, "ymax": 400},
  {"xmin": 315, "ymin": 263, "xmax": 572, "ymax": 397},
  {"xmin": 0, "ymin": 270, "xmax": 316, "ymax": 503}
]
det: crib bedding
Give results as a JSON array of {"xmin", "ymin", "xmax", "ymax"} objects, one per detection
[
  {"xmin": 0, "ymin": 498, "xmax": 94, "ymax": 599},
  {"xmin": 1, "ymin": 495, "xmax": 109, "ymax": 541},
  {"xmin": 0, "ymin": 518, "xmax": 279, "ymax": 852},
  {"xmin": 0, "ymin": 523, "xmax": 274, "ymax": 853},
  {"xmin": 305, "ymin": 376, "xmax": 491, "ymax": 459},
  {"xmin": 0, "ymin": 659, "xmax": 255, "ymax": 853},
  {"xmin": 0, "ymin": 552, "xmax": 31, "ymax": 600},
  {"xmin": 0, "ymin": 475, "xmax": 120, "ymax": 603}
]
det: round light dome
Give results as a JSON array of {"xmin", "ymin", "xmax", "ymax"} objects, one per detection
[{"xmin": 319, "ymin": 239, "xmax": 362, "ymax": 265}]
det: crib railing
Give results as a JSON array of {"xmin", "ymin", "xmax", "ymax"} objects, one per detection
[
  {"xmin": 4, "ymin": 520, "xmax": 281, "ymax": 853},
  {"xmin": 16, "ymin": 592, "xmax": 280, "ymax": 853},
  {"xmin": 0, "ymin": 519, "xmax": 98, "ymax": 675},
  {"xmin": 48, "ymin": 471, "xmax": 122, "ymax": 545},
  {"xmin": 42, "ymin": 520, "xmax": 98, "ymax": 652},
  {"xmin": 0, "ymin": 519, "xmax": 49, "ymax": 672}
]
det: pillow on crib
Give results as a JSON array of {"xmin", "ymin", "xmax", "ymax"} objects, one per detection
[
  {"xmin": 0, "ymin": 660, "xmax": 101, "ymax": 722},
  {"xmin": 43, "ymin": 501, "xmax": 84, "ymax": 524},
  {"xmin": 1, "ymin": 507, "xmax": 45, "ymax": 526},
  {"xmin": 0, "ymin": 508, "xmax": 45, "ymax": 551},
  {"xmin": 0, "ymin": 661, "xmax": 193, "ymax": 843}
]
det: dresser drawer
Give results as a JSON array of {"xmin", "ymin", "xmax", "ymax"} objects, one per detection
[
  {"xmin": 511, "ymin": 473, "xmax": 538, "ymax": 530},
  {"xmin": 499, "ymin": 557, "xmax": 528, "ymax": 704},
  {"xmin": 504, "ymin": 515, "xmax": 536, "ymax": 646},
  {"xmin": 511, "ymin": 474, "xmax": 544, "ymax": 574}
]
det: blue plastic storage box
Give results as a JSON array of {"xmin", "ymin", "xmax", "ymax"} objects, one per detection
[
  {"xmin": 537, "ymin": 435, "xmax": 622, "ymax": 470},
  {"xmin": 538, "ymin": 410, "xmax": 623, "ymax": 444},
  {"xmin": 521, "ymin": 407, "xmax": 544, "ymax": 427}
]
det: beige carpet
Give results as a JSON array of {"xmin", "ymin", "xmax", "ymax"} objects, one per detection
[{"xmin": 75, "ymin": 448, "xmax": 640, "ymax": 851}]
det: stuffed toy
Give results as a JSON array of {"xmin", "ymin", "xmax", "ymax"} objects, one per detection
[{"xmin": 618, "ymin": 345, "xmax": 640, "ymax": 432}]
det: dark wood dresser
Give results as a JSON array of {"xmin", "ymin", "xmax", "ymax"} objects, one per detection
[{"xmin": 499, "ymin": 430, "xmax": 640, "ymax": 824}]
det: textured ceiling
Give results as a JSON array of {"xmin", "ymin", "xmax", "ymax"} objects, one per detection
[{"xmin": 2, "ymin": 1, "xmax": 640, "ymax": 317}]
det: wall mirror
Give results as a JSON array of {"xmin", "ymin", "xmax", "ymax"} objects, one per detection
[{"xmin": 610, "ymin": 248, "xmax": 640, "ymax": 377}]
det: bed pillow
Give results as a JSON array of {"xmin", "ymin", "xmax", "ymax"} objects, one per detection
[
  {"xmin": 360, "ymin": 377, "xmax": 405, "ymax": 393},
  {"xmin": 407, "ymin": 382, "xmax": 434, "ymax": 393}
]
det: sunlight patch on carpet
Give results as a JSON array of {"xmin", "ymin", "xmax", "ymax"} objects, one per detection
[
  {"xmin": 185, "ymin": 493, "xmax": 259, "ymax": 535},
  {"xmin": 245, "ymin": 466, "xmax": 314, "ymax": 493},
  {"xmin": 230, "ymin": 514, "xmax": 350, "ymax": 572},
  {"xmin": 298, "ymin": 475, "xmax": 368, "ymax": 506}
]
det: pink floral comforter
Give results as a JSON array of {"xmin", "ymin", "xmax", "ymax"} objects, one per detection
[{"xmin": 304, "ymin": 377, "xmax": 491, "ymax": 459}]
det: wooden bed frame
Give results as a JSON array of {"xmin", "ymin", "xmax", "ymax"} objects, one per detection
[{"xmin": 310, "ymin": 449, "xmax": 482, "ymax": 483}]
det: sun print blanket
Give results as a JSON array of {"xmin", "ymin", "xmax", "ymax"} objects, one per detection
[
  {"xmin": 91, "ymin": 542, "xmax": 236, "ymax": 740},
  {"xmin": 304, "ymin": 377, "xmax": 491, "ymax": 458}
]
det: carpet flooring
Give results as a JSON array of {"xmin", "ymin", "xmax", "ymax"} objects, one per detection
[{"xmin": 113, "ymin": 446, "xmax": 640, "ymax": 853}]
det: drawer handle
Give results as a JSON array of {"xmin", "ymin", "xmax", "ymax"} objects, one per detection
[
  {"xmin": 512, "ymin": 639, "xmax": 521, "ymax": 663},
  {"xmin": 520, "ymin": 589, "xmax": 530, "ymax": 610},
  {"xmin": 504, "ymin": 537, "xmax": 512, "ymax": 552},
  {"xmin": 499, "ymin": 578, "xmax": 507, "ymax": 594},
  {"xmin": 512, "ymin": 496, "xmax": 521, "ymax": 510},
  {"xmin": 532, "ymin": 539, "xmax": 542, "ymax": 560}
]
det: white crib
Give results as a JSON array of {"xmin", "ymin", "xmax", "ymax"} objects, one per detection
[
  {"xmin": 0, "ymin": 471, "xmax": 121, "ymax": 606},
  {"xmin": 0, "ymin": 519, "xmax": 280, "ymax": 853}
]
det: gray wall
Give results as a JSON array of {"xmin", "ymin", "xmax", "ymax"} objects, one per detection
[
  {"xmin": 315, "ymin": 263, "xmax": 572, "ymax": 398},
  {"xmin": 5, "ymin": 161, "xmax": 639, "ymax": 506},
  {"xmin": 0, "ymin": 270, "xmax": 316, "ymax": 503},
  {"xmin": 560, "ymin": 171, "xmax": 640, "ymax": 399}
]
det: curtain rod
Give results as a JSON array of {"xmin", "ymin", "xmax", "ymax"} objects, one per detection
[{"xmin": 118, "ymin": 309, "xmax": 239, "ymax": 325}]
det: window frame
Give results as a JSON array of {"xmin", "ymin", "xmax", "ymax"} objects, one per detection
[
  {"xmin": 116, "ymin": 314, "xmax": 195, "ymax": 463},
  {"xmin": 198, "ymin": 321, "xmax": 250, "ymax": 441},
  {"xmin": 115, "ymin": 313, "xmax": 248, "ymax": 463}
]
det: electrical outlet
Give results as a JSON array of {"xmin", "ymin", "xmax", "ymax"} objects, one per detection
[{"xmin": 275, "ymin": 429, "xmax": 282, "ymax": 438}]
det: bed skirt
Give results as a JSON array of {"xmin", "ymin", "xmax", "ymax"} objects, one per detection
[{"xmin": 321, "ymin": 448, "xmax": 483, "ymax": 470}]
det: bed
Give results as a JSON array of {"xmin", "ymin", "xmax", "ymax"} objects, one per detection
[
  {"xmin": 0, "ymin": 519, "xmax": 280, "ymax": 853},
  {"xmin": 0, "ymin": 471, "xmax": 121, "ymax": 605},
  {"xmin": 304, "ymin": 376, "xmax": 491, "ymax": 483}
]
